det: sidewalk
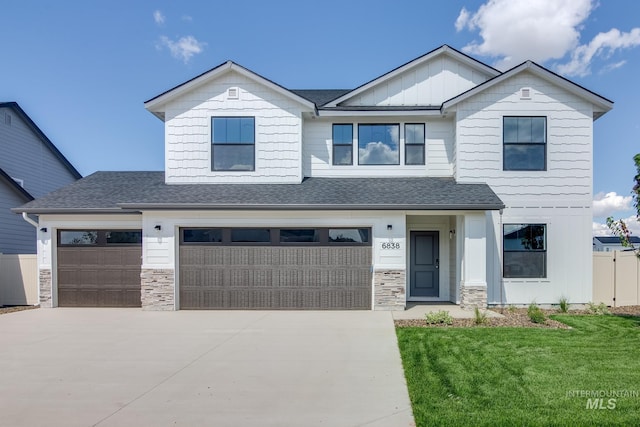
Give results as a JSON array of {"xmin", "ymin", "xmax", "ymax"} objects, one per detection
[{"xmin": 391, "ymin": 303, "xmax": 504, "ymax": 320}]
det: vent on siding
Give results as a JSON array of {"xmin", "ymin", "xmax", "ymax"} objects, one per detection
[
  {"xmin": 11, "ymin": 177, "xmax": 24, "ymax": 187},
  {"xmin": 520, "ymin": 88, "xmax": 532, "ymax": 99},
  {"xmin": 227, "ymin": 87, "xmax": 239, "ymax": 100}
]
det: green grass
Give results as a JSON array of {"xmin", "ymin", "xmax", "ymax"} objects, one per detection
[{"xmin": 396, "ymin": 315, "xmax": 640, "ymax": 427}]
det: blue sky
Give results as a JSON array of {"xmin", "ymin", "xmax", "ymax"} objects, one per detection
[{"xmin": 1, "ymin": 0, "xmax": 639, "ymax": 234}]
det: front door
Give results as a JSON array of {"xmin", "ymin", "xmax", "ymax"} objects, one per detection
[{"xmin": 410, "ymin": 231, "xmax": 439, "ymax": 297}]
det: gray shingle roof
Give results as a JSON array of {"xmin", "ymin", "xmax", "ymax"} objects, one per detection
[
  {"xmin": 13, "ymin": 171, "xmax": 504, "ymax": 214},
  {"xmin": 290, "ymin": 90, "xmax": 352, "ymax": 107}
]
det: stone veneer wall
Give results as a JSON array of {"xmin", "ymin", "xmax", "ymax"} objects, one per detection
[
  {"xmin": 374, "ymin": 270, "xmax": 406, "ymax": 310},
  {"xmin": 141, "ymin": 269, "xmax": 175, "ymax": 311},
  {"xmin": 39, "ymin": 269, "xmax": 52, "ymax": 308},
  {"xmin": 460, "ymin": 285, "xmax": 487, "ymax": 309}
]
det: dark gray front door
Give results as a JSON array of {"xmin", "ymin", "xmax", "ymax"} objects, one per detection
[{"xmin": 410, "ymin": 231, "xmax": 439, "ymax": 297}]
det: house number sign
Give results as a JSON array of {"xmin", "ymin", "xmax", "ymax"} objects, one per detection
[{"xmin": 381, "ymin": 241, "xmax": 401, "ymax": 250}]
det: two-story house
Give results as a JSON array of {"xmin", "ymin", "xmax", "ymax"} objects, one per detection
[
  {"xmin": 1, "ymin": 102, "xmax": 80, "ymax": 254},
  {"xmin": 15, "ymin": 45, "xmax": 612, "ymax": 310}
]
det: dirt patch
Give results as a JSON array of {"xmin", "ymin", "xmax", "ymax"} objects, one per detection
[
  {"xmin": 394, "ymin": 305, "xmax": 640, "ymax": 329},
  {"xmin": 0, "ymin": 305, "xmax": 39, "ymax": 316}
]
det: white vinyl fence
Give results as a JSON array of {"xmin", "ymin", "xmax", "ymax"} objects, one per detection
[
  {"xmin": 0, "ymin": 254, "xmax": 38, "ymax": 306},
  {"xmin": 593, "ymin": 251, "xmax": 640, "ymax": 306}
]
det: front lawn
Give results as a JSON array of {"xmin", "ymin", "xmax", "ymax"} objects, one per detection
[{"xmin": 396, "ymin": 315, "xmax": 640, "ymax": 426}]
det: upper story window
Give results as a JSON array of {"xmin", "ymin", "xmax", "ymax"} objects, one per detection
[
  {"xmin": 358, "ymin": 124, "xmax": 400, "ymax": 165},
  {"xmin": 332, "ymin": 124, "xmax": 353, "ymax": 165},
  {"xmin": 503, "ymin": 224, "xmax": 546, "ymax": 278},
  {"xmin": 404, "ymin": 124, "xmax": 425, "ymax": 165},
  {"xmin": 503, "ymin": 117, "xmax": 546, "ymax": 171},
  {"xmin": 211, "ymin": 117, "xmax": 255, "ymax": 171}
]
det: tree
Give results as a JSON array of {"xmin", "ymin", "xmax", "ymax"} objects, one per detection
[{"xmin": 607, "ymin": 153, "xmax": 640, "ymax": 257}]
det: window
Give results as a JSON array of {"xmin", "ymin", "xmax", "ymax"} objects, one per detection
[
  {"xmin": 280, "ymin": 229, "xmax": 320, "ymax": 243},
  {"xmin": 358, "ymin": 124, "xmax": 399, "ymax": 165},
  {"xmin": 503, "ymin": 117, "xmax": 546, "ymax": 171},
  {"xmin": 231, "ymin": 228, "xmax": 271, "ymax": 243},
  {"xmin": 405, "ymin": 124, "xmax": 425, "ymax": 165},
  {"xmin": 328, "ymin": 228, "xmax": 370, "ymax": 244},
  {"xmin": 105, "ymin": 231, "xmax": 142, "ymax": 244},
  {"xmin": 182, "ymin": 228, "xmax": 223, "ymax": 243},
  {"xmin": 332, "ymin": 124, "xmax": 353, "ymax": 165},
  {"xmin": 212, "ymin": 117, "xmax": 255, "ymax": 171},
  {"xmin": 59, "ymin": 231, "xmax": 98, "ymax": 245},
  {"xmin": 503, "ymin": 224, "xmax": 546, "ymax": 278}
]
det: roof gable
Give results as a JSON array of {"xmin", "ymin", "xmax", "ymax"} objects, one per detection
[
  {"xmin": 323, "ymin": 45, "xmax": 500, "ymax": 108},
  {"xmin": 0, "ymin": 167, "xmax": 33, "ymax": 201},
  {"xmin": 442, "ymin": 61, "xmax": 613, "ymax": 120},
  {"xmin": 0, "ymin": 102, "xmax": 82, "ymax": 179},
  {"xmin": 144, "ymin": 61, "xmax": 317, "ymax": 121}
]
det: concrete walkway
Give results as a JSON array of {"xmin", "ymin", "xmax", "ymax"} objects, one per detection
[
  {"xmin": 0, "ymin": 309, "xmax": 414, "ymax": 427},
  {"xmin": 392, "ymin": 303, "xmax": 504, "ymax": 320}
]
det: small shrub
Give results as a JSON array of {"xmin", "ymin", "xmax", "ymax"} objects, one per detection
[
  {"xmin": 558, "ymin": 297, "xmax": 570, "ymax": 313},
  {"xmin": 474, "ymin": 307, "xmax": 488, "ymax": 325},
  {"xmin": 507, "ymin": 304, "xmax": 517, "ymax": 314},
  {"xmin": 527, "ymin": 302, "xmax": 547, "ymax": 324},
  {"xmin": 425, "ymin": 310, "xmax": 453, "ymax": 325},
  {"xmin": 587, "ymin": 302, "xmax": 610, "ymax": 315}
]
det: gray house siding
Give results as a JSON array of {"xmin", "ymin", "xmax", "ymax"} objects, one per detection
[
  {"xmin": 0, "ymin": 182, "xmax": 34, "ymax": 254},
  {"xmin": 0, "ymin": 104, "xmax": 80, "ymax": 253}
]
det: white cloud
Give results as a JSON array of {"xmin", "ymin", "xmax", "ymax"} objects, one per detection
[
  {"xmin": 158, "ymin": 35, "xmax": 206, "ymax": 63},
  {"xmin": 455, "ymin": 0, "xmax": 593, "ymax": 70},
  {"xmin": 593, "ymin": 191, "xmax": 633, "ymax": 217},
  {"xmin": 153, "ymin": 10, "xmax": 165, "ymax": 25},
  {"xmin": 593, "ymin": 215, "xmax": 640, "ymax": 237},
  {"xmin": 557, "ymin": 28, "xmax": 640, "ymax": 76},
  {"xmin": 182, "ymin": 15, "xmax": 193, "ymax": 22},
  {"xmin": 599, "ymin": 60, "xmax": 627, "ymax": 74},
  {"xmin": 358, "ymin": 142, "xmax": 399, "ymax": 165}
]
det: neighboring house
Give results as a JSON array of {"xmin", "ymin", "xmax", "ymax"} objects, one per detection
[
  {"xmin": 593, "ymin": 236, "xmax": 640, "ymax": 252},
  {"xmin": 14, "ymin": 45, "xmax": 612, "ymax": 310},
  {"xmin": 0, "ymin": 102, "xmax": 81, "ymax": 254}
]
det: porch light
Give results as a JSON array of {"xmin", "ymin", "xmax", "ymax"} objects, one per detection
[
  {"xmin": 449, "ymin": 229, "xmax": 456, "ymax": 239},
  {"xmin": 154, "ymin": 225, "xmax": 162, "ymax": 231},
  {"xmin": 40, "ymin": 227, "xmax": 47, "ymax": 233},
  {"xmin": 387, "ymin": 224, "xmax": 392, "ymax": 231}
]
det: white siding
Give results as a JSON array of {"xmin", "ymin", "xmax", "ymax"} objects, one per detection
[
  {"xmin": 455, "ymin": 71, "xmax": 594, "ymax": 206},
  {"xmin": 343, "ymin": 56, "xmax": 490, "ymax": 107},
  {"xmin": 163, "ymin": 71, "xmax": 305, "ymax": 184},
  {"xmin": 0, "ymin": 106, "xmax": 78, "ymax": 198},
  {"xmin": 302, "ymin": 117, "xmax": 454, "ymax": 177}
]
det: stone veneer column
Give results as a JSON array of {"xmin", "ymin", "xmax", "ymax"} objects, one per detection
[
  {"xmin": 141, "ymin": 269, "xmax": 175, "ymax": 311},
  {"xmin": 460, "ymin": 285, "xmax": 487, "ymax": 309},
  {"xmin": 373, "ymin": 269, "xmax": 406, "ymax": 310},
  {"xmin": 39, "ymin": 269, "xmax": 52, "ymax": 308}
]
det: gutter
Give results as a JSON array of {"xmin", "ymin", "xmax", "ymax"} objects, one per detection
[
  {"xmin": 116, "ymin": 203, "xmax": 506, "ymax": 211},
  {"xmin": 21, "ymin": 212, "xmax": 39, "ymax": 228}
]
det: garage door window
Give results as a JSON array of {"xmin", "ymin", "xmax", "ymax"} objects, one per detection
[
  {"xmin": 280, "ymin": 229, "xmax": 320, "ymax": 243},
  {"xmin": 59, "ymin": 231, "xmax": 98, "ymax": 245},
  {"xmin": 180, "ymin": 227, "xmax": 371, "ymax": 246},
  {"xmin": 59, "ymin": 230, "xmax": 141, "ymax": 246},
  {"xmin": 329, "ymin": 228, "xmax": 370, "ymax": 244},
  {"xmin": 182, "ymin": 228, "xmax": 223, "ymax": 243},
  {"xmin": 231, "ymin": 228, "xmax": 271, "ymax": 243}
]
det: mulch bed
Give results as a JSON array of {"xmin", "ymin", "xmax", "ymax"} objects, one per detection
[
  {"xmin": 0, "ymin": 305, "xmax": 39, "ymax": 315},
  {"xmin": 394, "ymin": 306, "xmax": 640, "ymax": 329}
]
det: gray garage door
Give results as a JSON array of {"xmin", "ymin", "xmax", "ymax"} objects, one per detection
[
  {"xmin": 179, "ymin": 227, "xmax": 372, "ymax": 310},
  {"xmin": 57, "ymin": 230, "xmax": 142, "ymax": 307}
]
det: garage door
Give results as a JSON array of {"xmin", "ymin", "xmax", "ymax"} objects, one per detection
[
  {"xmin": 57, "ymin": 230, "xmax": 142, "ymax": 307},
  {"xmin": 179, "ymin": 227, "xmax": 372, "ymax": 310}
]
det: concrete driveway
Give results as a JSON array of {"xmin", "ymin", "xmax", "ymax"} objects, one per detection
[{"xmin": 0, "ymin": 309, "xmax": 414, "ymax": 427}]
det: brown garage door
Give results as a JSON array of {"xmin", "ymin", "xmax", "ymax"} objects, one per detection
[
  {"xmin": 179, "ymin": 227, "xmax": 372, "ymax": 310},
  {"xmin": 57, "ymin": 230, "xmax": 142, "ymax": 307}
]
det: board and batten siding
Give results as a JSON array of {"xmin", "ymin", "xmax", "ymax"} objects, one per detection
[
  {"xmin": 302, "ymin": 117, "xmax": 454, "ymax": 177},
  {"xmin": 343, "ymin": 56, "xmax": 491, "ymax": 107},
  {"xmin": 163, "ymin": 71, "xmax": 306, "ymax": 184},
  {"xmin": 454, "ymin": 71, "xmax": 594, "ymax": 206},
  {"xmin": 0, "ymin": 106, "xmax": 78, "ymax": 199}
]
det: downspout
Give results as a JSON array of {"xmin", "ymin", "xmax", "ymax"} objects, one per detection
[
  {"xmin": 22, "ymin": 212, "xmax": 38, "ymax": 228},
  {"xmin": 499, "ymin": 208, "xmax": 504, "ymax": 308}
]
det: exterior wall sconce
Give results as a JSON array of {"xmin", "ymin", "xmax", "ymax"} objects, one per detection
[
  {"xmin": 40, "ymin": 227, "xmax": 47, "ymax": 232},
  {"xmin": 154, "ymin": 225, "xmax": 162, "ymax": 231},
  {"xmin": 449, "ymin": 229, "xmax": 456, "ymax": 240},
  {"xmin": 387, "ymin": 224, "xmax": 393, "ymax": 231}
]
